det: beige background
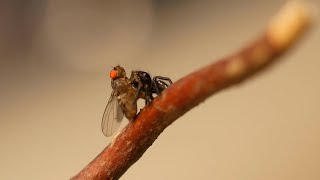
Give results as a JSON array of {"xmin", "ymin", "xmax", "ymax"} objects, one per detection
[{"xmin": 1, "ymin": 1, "xmax": 319, "ymax": 179}]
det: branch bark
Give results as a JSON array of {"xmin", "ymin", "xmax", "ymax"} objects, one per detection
[{"xmin": 71, "ymin": 2, "xmax": 313, "ymax": 180}]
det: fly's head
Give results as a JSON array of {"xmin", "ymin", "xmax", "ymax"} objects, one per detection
[
  {"xmin": 110, "ymin": 65, "xmax": 130, "ymax": 95},
  {"xmin": 110, "ymin": 65, "xmax": 126, "ymax": 80}
]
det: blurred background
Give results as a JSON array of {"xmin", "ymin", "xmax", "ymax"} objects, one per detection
[{"xmin": 0, "ymin": 0, "xmax": 319, "ymax": 179}]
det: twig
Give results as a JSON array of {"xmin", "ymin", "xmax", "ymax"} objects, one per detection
[{"xmin": 71, "ymin": 2, "xmax": 313, "ymax": 180}]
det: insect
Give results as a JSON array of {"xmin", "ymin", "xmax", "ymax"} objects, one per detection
[{"xmin": 101, "ymin": 65, "xmax": 173, "ymax": 136}]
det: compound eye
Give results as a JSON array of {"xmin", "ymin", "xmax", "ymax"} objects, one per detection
[{"xmin": 110, "ymin": 69, "xmax": 118, "ymax": 79}]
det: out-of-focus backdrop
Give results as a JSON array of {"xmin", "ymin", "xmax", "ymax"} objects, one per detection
[{"xmin": 0, "ymin": 1, "xmax": 319, "ymax": 179}]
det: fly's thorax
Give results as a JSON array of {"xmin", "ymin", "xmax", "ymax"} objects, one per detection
[{"xmin": 111, "ymin": 77, "xmax": 131, "ymax": 95}]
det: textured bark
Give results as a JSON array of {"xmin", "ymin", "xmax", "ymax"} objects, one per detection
[{"xmin": 71, "ymin": 2, "xmax": 312, "ymax": 180}]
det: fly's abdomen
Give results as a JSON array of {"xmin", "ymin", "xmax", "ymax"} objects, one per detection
[{"xmin": 118, "ymin": 90, "xmax": 137, "ymax": 120}]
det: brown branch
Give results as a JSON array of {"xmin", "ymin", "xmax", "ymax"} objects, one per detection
[{"xmin": 71, "ymin": 2, "xmax": 313, "ymax": 180}]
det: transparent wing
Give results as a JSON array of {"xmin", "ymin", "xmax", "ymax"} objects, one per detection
[{"xmin": 101, "ymin": 92, "xmax": 124, "ymax": 136}]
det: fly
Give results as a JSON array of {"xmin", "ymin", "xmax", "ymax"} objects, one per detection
[{"xmin": 101, "ymin": 65, "xmax": 173, "ymax": 136}]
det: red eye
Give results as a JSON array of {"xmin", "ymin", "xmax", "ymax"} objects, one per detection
[{"xmin": 110, "ymin": 70, "xmax": 118, "ymax": 79}]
